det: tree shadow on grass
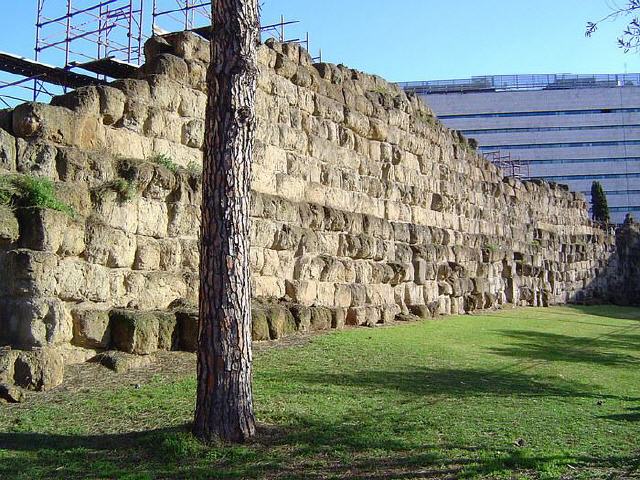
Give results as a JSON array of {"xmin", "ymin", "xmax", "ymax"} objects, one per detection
[
  {"xmin": 1, "ymin": 359, "xmax": 638, "ymax": 478},
  {"xmin": 564, "ymin": 304, "xmax": 640, "ymax": 321},
  {"xmin": 0, "ymin": 419, "xmax": 638, "ymax": 480},
  {"xmin": 1, "ymin": 361, "xmax": 638, "ymax": 479},
  {"xmin": 600, "ymin": 406, "xmax": 640, "ymax": 422},
  {"xmin": 487, "ymin": 329, "xmax": 640, "ymax": 367},
  {"xmin": 283, "ymin": 366, "xmax": 633, "ymax": 401}
]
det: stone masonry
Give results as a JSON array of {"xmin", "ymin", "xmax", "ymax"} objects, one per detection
[{"xmin": 0, "ymin": 32, "xmax": 616, "ymax": 394}]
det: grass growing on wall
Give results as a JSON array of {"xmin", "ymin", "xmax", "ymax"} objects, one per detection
[
  {"xmin": 0, "ymin": 175, "xmax": 74, "ymax": 216},
  {"xmin": 0, "ymin": 305, "xmax": 639, "ymax": 479},
  {"xmin": 147, "ymin": 153, "xmax": 179, "ymax": 173},
  {"xmin": 93, "ymin": 178, "xmax": 138, "ymax": 203}
]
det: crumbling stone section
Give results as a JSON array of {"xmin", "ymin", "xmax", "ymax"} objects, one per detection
[
  {"xmin": 0, "ymin": 31, "xmax": 616, "ymax": 395},
  {"xmin": 582, "ymin": 216, "xmax": 640, "ymax": 306},
  {"xmin": 613, "ymin": 219, "xmax": 640, "ymax": 305}
]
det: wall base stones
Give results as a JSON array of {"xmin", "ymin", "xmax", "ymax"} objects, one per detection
[{"xmin": 0, "ymin": 32, "xmax": 624, "ymax": 395}]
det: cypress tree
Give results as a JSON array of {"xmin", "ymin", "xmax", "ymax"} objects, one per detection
[{"xmin": 590, "ymin": 181, "xmax": 610, "ymax": 224}]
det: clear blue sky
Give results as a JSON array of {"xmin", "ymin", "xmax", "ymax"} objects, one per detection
[{"xmin": 0, "ymin": 0, "xmax": 637, "ymax": 83}]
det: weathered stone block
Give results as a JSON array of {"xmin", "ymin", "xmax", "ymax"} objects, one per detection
[
  {"xmin": 346, "ymin": 306, "xmax": 378, "ymax": 327},
  {"xmin": 15, "ymin": 139, "xmax": 58, "ymax": 178},
  {"xmin": 0, "ymin": 205, "xmax": 18, "ymax": 243},
  {"xmin": 251, "ymin": 304, "xmax": 271, "ymax": 341},
  {"xmin": 51, "ymin": 87, "xmax": 100, "ymax": 115},
  {"xmin": 85, "ymin": 221, "xmax": 136, "ymax": 268},
  {"xmin": 134, "ymin": 236, "xmax": 161, "ymax": 270},
  {"xmin": 109, "ymin": 309, "xmax": 159, "ymax": 355},
  {"xmin": 310, "ymin": 306, "xmax": 332, "ymax": 331},
  {"xmin": 71, "ymin": 307, "xmax": 110, "ymax": 349},
  {"xmin": 144, "ymin": 53, "xmax": 189, "ymax": 81},
  {"xmin": 285, "ymin": 279, "xmax": 317, "ymax": 305},
  {"xmin": 157, "ymin": 312, "xmax": 177, "ymax": 350},
  {"xmin": 0, "ymin": 127, "xmax": 16, "ymax": 171},
  {"xmin": 175, "ymin": 308, "xmax": 198, "ymax": 352},
  {"xmin": 93, "ymin": 350, "xmax": 152, "ymax": 374},
  {"xmin": 265, "ymin": 304, "xmax": 296, "ymax": 339},
  {"xmin": 182, "ymin": 119, "xmax": 204, "ymax": 148},
  {"xmin": 96, "ymin": 85, "xmax": 126, "ymax": 125},
  {"xmin": 0, "ymin": 348, "xmax": 18, "ymax": 386},
  {"xmin": 13, "ymin": 347, "xmax": 64, "ymax": 391}
]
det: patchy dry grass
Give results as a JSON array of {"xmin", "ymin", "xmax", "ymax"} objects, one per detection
[{"xmin": 1, "ymin": 305, "xmax": 639, "ymax": 479}]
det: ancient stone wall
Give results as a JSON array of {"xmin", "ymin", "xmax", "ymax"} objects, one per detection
[
  {"xmin": 611, "ymin": 219, "xmax": 640, "ymax": 305},
  {"xmin": 580, "ymin": 216, "xmax": 640, "ymax": 306},
  {"xmin": 0, "ymin": 32, "xmax": 616, "ymax": 393}
]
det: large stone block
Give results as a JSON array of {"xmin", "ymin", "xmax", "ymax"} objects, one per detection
[
  {"xmin": 285, "ymin": 279, "xmax": 317, "ymax": 305},
  {"xmin": 55, "ymin": 258, "xmax": 111, "ymax": 303},
  {"xmin": 13, "ymin": 103, "xmax": 105, "ymax": 151},
  {"xmin": 0, "ymin": 127, "xmax": 16, "ymax": 171},
  {"xmin": 0, "ymin": 205, "xmax": 18, "ymax": 244},
  {"xmin": 17, "ymin": 209, "xmax": 85, "ymax": 256},
  {"xmin": 251, "ymin": 303, "xmax": 271, "ymax": 341},
  {"xmin": 175, "ymin": 307, "xmax": 198, "ymax": 352},
  {"xmin": 122, "ymin": 271, "xmax": 187, "ymax": 310},
  {"xmin": 134, "ymin": 236, "xmax": 161, "ymax": 270},
  {"xmin": 13, "ymin": 347, "xmax": 64, "ymax": 391},
  {"xmin": 109, "ymin": 309, "xmax": 159, "ymax": 355},
  {"xmin": 51, "ymin": 86, "xmax": 101, "ymax": 115},
  {"xmin": 264, "ymin": 303, "xmax": 296, "ymax": 339},
  {"xmin": 71, "ymin": 307, "xmax": 111, "ymax": 349},
  {"xmin": 144, "ymin": 53, "xmax": 189, "ymax": 82},
  {"xmin": 15, "ymin": 139, "xmax": 58, "ymax": 178},
  {"xmin": 310, "ymin": 306, "xmax": 332, "ymax": 331},
  {"xmin": 96, "ymin": 85, "xmax": 126, "ymax": 125}
]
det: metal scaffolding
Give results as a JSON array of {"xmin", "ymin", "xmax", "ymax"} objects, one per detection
[
  {"xmin": 151, "ymin": 4, "xmax": 321, "ymax": 61},
  {"xmin": 483, "ymin": 150, "xmax": 529, "ymax": 180},
  {"xmin": 0, "ymin": 2, "xmax": 323, "ymax": 107},
  {"xmin": 152, "ymin": 0, "xmax": 211, "ymax": 34},
  {"xmin": 0, "ymin": 0, "xmax": 144, "ymax": 105}
]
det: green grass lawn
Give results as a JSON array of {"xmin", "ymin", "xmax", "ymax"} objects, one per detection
[{"xmin": 1, "ymin": 305, "xmax": 639, "ymax": 479}]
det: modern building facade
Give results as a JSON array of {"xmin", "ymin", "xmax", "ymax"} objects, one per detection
[{"xmin": 399, "ymin": 74, "xmax": 640, "ymax": 224}]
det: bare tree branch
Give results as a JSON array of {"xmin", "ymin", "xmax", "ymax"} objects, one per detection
[{"xmin": 586, "ymin": 0, "xmax": 640, "ymax": 52}]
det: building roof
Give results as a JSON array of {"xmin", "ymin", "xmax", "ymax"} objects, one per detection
[{"xmin": 398, "ymin": 73, "xmax": 640, "ymax": 95}]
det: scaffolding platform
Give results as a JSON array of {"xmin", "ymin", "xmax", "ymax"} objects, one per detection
[
  {"xmin": 0, "ymin": 51, "xmax": 107, "ymax": 90},
  {"xmin": 0, "ymin": 1, "xmax": 321, "ymax": 105},
  {"xmin": 70, "ymin": 57, "xmax": 139, "ymax": 79}
]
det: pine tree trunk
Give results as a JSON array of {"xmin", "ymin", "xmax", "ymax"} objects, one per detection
[{"xmin": 193, "ymin": 0, "xmax": 259, "ymax": 443}]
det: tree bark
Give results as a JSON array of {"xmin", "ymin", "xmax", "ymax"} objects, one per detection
[{"xmin": 193, "ymin": 0, "xmax": 259, "ymax": 443}]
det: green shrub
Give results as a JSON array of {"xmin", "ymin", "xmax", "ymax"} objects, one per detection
[
  {"xmin": 414, "ymin": 110, "xmax": 437, "ymax": 126},
  {"xmin": 371, "ymin": 85, "xmax": 390, "ymax": 95},
  {"xmin": 0, "ymin": 176, "xmax": 16, "ymax": 206},
  {"xmin": 484, "ymin": 243, "xmax": 499, "ymax": 252},
  {"xmin": 94, "ymin": 178, "xmax": 137, "ymax": 203},
  {"xmin": 0, "ymin": 175, "xmax": 74, "ymax": 216},
  {"xmin": 148, "ymin": 153, "xmax": 178, "ymax": 173},
  {"xmin": 186, "ymin": 161, "xmax": 202, "ymax": 176}
]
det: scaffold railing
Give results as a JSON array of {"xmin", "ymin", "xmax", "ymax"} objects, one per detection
[
  {"xmin": 398, "ymin": 73, "xmax": 640, "ymax": 95},
  {"xmin": 0, "ymin": 1, "xmax": 323, "ymax": 107},
  {"xmin": 483, "ymin": 150, "xmax": 529, "ymax": 180}
]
